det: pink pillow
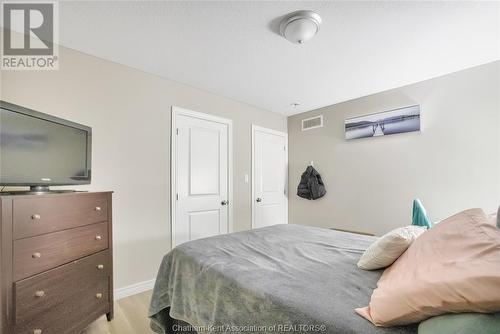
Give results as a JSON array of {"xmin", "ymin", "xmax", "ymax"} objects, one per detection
[{"xmin": 356, "ymin": 208, "xmax": 500, "ymax": 326}]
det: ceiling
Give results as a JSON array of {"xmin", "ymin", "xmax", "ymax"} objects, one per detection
[{"xmin": 50, "ymin": 2, "xmax": 500, "ymax": 115}]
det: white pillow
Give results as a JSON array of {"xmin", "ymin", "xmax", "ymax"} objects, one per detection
[
  {"xmin": 357, "ymin": 226, "xmax": 427, "ymax": 270},
  {"xmin": 487, "ymin": 213, "xmax": 497, "ymax": 226},
  {"xmin": 489, "ymin": 210, "xmax": 499, "ymax": 228}
]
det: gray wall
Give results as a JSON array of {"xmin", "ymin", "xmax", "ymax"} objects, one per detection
[
  {"xmin": 288, "ymin": 62, "xmax": 500, "ymax": 236},
  {"xmin": 1, "ymin": 42, "xmax": 287, "ymax": 290}
]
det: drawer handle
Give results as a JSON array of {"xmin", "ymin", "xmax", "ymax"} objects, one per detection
[
  {"xmin": 95, "ymin": 235, "xmax": 102, "ymax": 241},
  {"xmin": 32, "ymin": 252, "xmax": 41, "ymax": 259},
  {"xmin": 31, "ymin": 214, "xmax": 41, "ymax": 220},
  {"xmin": 95, "ymin": 206, "xmax": 102, "ymax": 211},
  {"xmin": 97, "ymin": 264, "xmax": 104, "ymax": 270},
  {"xmin": 96, "ymin": 293, "xmax": 103, "ymax": 299},
  {"xmin": 34, "ymin": 290, "xmax": 45, "ymax": 298},
  {"xmin": 34, "ymin": 329, "xmax": 42, "ymax": 334}
]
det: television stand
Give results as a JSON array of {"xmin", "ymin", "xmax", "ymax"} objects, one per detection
[
  {"xmin": 0, "ymin": 187, "xmax": 84, "ymax": 196},
  {"xmin": 28, "ymin": 186, "xmax": 88, "ymax": 194},
  {"xmin": 30, "ymin": 185, "xmax": 51, "ymax": 193}
]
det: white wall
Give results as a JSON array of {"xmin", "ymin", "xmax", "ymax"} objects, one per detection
[
  {"xmin": 0, "ymin": 43, "xmax": 287, "ymax": 291},
  {"xmin": 288, "ymin": 62, "xmax": 500, "ymax": 236}
]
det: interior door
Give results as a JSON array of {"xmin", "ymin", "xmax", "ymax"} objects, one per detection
[
  {"xmin": 252, "ymin": 126, "xmax": 288, "ymax": 229},
  {"xmin": 173, "ymin": 110, "xmax": 230, "ymax": 246}
]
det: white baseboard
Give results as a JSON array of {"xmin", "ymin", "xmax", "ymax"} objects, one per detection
[{"xmin": 114, "ymin": 278, "xmax": 155, "ymax": 301}]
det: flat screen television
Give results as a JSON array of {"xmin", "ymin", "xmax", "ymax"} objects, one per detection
[{"xmin": 0, "ymin": 101, "xmax": 92, "ymax": 192}]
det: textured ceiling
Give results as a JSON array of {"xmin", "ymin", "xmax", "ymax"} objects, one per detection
[{"xmin": 43, "ymin": 1, "xmax": 500, "ymax": 115}]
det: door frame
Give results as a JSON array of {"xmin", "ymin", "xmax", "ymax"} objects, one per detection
[
  {"xmin": 251, "ymin": 125, "xmax": 288, "ymax": 229},
  {"xmin": 171, "ymin": 106, "xmax": 233, "ymax": 248}
]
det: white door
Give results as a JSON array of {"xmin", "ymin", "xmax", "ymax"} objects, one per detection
[
  {"xmin": 252, "ymin": 125, "xmax": 288, "ymax": 229},
  {"xmin": 172, "ymin": 107, "xmax": 232, "ymax": 247}
]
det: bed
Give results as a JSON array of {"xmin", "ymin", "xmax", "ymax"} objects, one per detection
[{"xmin": 149, "ymin": 224, "xmax": 417, "ymax": 333}]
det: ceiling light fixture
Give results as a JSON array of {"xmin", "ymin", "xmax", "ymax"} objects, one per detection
[{"xmin": 280, "ymin": 10, "xmax": 322, "ymax": 44}]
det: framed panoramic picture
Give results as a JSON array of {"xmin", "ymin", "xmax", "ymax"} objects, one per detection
[{"xmin": 345, "ymin": 105, "xmax": 421, "ymax": 140}]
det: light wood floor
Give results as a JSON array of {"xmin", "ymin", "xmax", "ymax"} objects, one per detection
[{"xmin": 82, "ymin": 290, "xmax": 154, "ymax": 334}]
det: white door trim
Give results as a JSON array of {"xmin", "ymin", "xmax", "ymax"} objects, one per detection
[
  {"xmin": 251, "ymin": 125, "xmax": 288, "ymax": 229},
  {"xmin": 171, "ymin": 106, "xmax": 233, "ymax": 248}
]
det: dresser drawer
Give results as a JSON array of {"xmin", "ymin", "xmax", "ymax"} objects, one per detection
[
  {"xmin": 13, "ymin": 222, "xmax": 109, "ymax": 281},
  {"xmin": 13, "ymin": 193, "xmax": 108, "ymax": 240},
  {"xmin": 14, "ymin": 250, "xmax": 110, "ymax": 324},
  {"xmin": 14, "ymin": 280, "xmax": 109, "ymax": 334}
]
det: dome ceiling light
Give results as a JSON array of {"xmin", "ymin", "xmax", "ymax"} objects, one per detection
[{"xmin": 279, "ymin": 10, "xmax": 322, "ymax": 44}]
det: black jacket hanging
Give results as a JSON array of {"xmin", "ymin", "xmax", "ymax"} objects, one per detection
[{"xmin": 297, "ymin": 166, "xmax": 326, "ymax": 200}]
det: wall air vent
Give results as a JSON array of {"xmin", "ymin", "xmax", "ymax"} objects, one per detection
[{"xmin": 301, "ymin": 115, "xmax": 323, "ymax": 131}]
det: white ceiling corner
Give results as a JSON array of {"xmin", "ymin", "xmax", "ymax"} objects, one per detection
[{"xmin": 49, "ymin": 1, "xmax": 500, "ymax": 116}]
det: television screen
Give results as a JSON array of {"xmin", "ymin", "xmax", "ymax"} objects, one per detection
[{"xmin": 0, "ymin": 102, "xmax": 91, "ymax": 186}]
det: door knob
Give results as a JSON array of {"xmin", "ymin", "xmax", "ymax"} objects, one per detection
[
  {"xmin": 221, "ymin": 200, "xmax": 228, "ymax": 206},
  {"xmin": 256, "ymin": 198, "xmax": 262, "ymax": 202}
]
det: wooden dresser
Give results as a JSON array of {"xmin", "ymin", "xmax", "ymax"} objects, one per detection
[{"xmin": 0, "ymin": 191, "xmax": 113, "ymax": 334}]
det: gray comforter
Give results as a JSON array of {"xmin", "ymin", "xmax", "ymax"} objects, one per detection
[{"xmin": 149, "ymin": 224, "xmax": 417, "ymax": 334}]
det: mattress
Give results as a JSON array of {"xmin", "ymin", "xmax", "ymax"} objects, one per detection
[{"xmin": 149, "ymin": 224, "xmax": 417, "ymax": 333}]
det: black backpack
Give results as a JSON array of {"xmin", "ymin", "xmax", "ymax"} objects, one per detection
[{"xmin": 297, "ymin": 166, "xmax": 326, "ymax": 200}]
